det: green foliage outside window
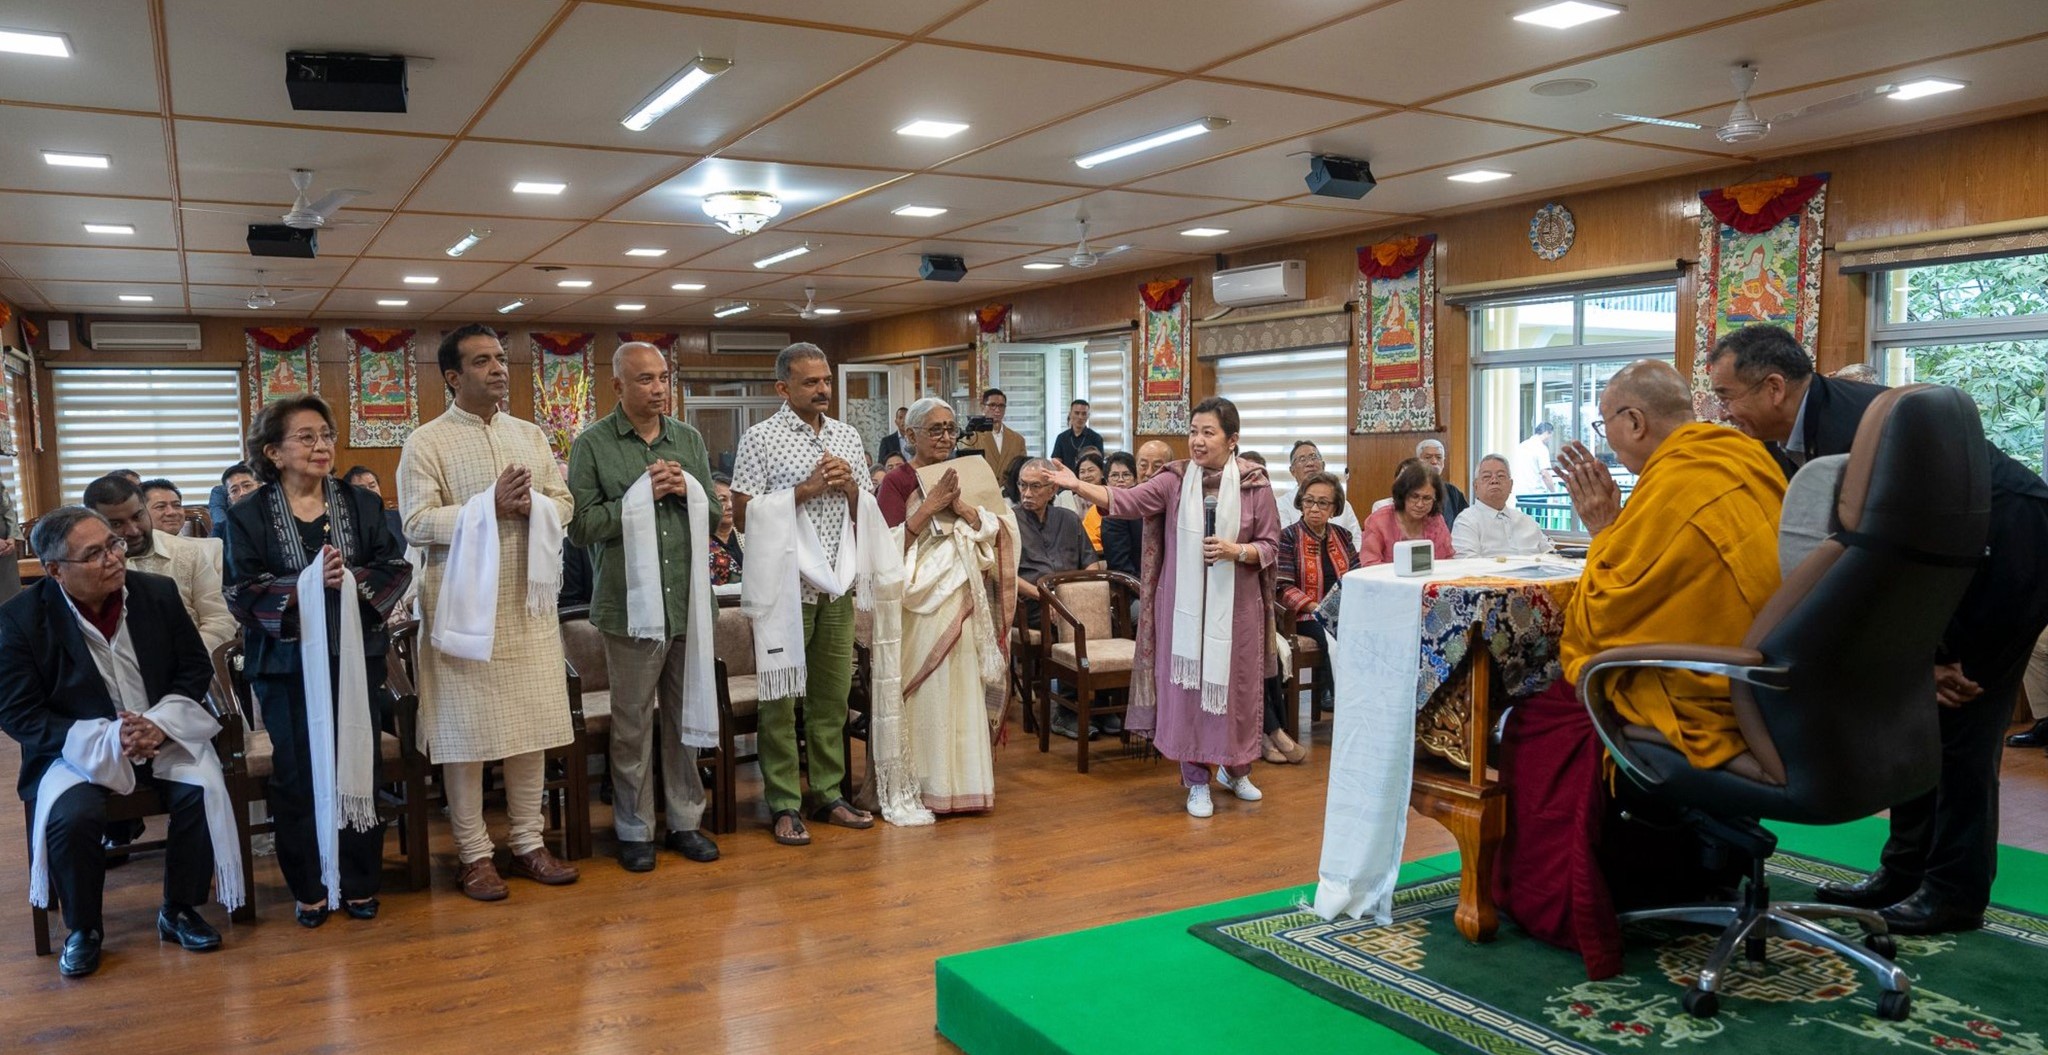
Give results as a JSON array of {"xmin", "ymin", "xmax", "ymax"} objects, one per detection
[{"xmin": 1896, "ymin": 254, "xmax": 2048, "ymax": 474}]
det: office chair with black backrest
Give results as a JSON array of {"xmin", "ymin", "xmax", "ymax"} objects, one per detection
[{"xmin": 1577, "ymin": 384, "xmax": 1990, "ymax": 1022}]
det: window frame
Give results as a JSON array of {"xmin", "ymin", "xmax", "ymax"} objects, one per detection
[{"xmin": 1208, "ymin": 344, "xmax": 1349, "ymax": 510}]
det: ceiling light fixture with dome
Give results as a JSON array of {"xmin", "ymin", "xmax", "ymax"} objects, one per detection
[{"xmin": 703, "ymin": 191, "xmax": 782, "ymax": 235}]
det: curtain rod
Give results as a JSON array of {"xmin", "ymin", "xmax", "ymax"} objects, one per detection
[{"xmin": 1192, "ymin": 302, "xmax": 1353, "ymax": 329}]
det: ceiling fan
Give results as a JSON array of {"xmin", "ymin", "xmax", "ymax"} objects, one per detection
[
  {"xmin": 240, "ymin": 269, "xmax": 318, "ymax": 310},
  {"xmin": 1030, "ymin": 211, "xmax": 1133, "ymax": 270},
  {"xmin": 1603, "ymin": 63, "xmax": 1900, "ymax": 145},
  {"xmin": 181, "ymin": 168, "xmax": 376, "ymax": 229},
  {"xmin": 770, "ymin": 286, "xmax": 871, "ymax": 321}
]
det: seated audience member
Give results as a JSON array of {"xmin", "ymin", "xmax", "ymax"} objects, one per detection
[
  {"xmin": 1055, "ymin": 451, "xmax": 1109, "ymax": 553},
  {"xmin": 1450, "ymin": 454, "xmax": 1557, "ymax": 558},
  {"xmin": 1013, "ymin": 459, "xmax": 1107, "ymax": 741},
  {"xmin": 710, "ymin": 472, "xmax": 743, "ymax": 586},
  {"xmin": 1280, "ymin": 440, "xmax": 1362, "ymax": 538},
  {"xmin": 1100, "ymin": 452, "xmax": 1141, "ymax": 578},
  {"xmin": 140, "ymin": 478, "xmax": 188, "ymax": 536},
  {"xmin": 1357, "ymin": 460, "xmax": 1453, "ymax": 565},
  {"xmin": 342, "ymin": 465, "xmax": 407, "ymax": 545},
  {"xmin": 1414, "ymin": 440, "xmax": 1469, "ymax": 526},
  {"xmin": 1494, "ymin": 359, "xmax": 1786, "ymax": 978},
  {"xmin": 1271, "ymin": 470, "xmax": 1356, "ymax": 762},
  {"xmin": 210, "ymin": 463, "xmax": 261, "ymax": 561},
  {"xmin": 1830, "ymin": 362, "xmax": 1879, "ymax": 383},
  {"xmin": 111, "ymin": 469, "xmax": 143, "ymax": 486},
  {"xmin": 870, "ymin": 465, "xmax": 890, "ymax": 489},
  {"xmin": 1135, "ymin": 439, "xmax": 1172, "ymax": 484},
  {"xmin": 0, "ymin": 507, "xmax": 241, "ymax": 978},
  {"xmin": 83, "ymin": 475, "xmax": 237, "ymax": 655}
]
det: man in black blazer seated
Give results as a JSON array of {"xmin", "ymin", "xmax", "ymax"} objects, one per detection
[
  {"xmin": 1706, "ymin": 323, "xmax": 2048, "ymax": 934},
  {"xmin": 0, "ymin": 507, "xmax": 228, "ymax": 977}
]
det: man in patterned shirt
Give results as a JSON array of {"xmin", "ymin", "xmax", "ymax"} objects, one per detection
[{"xmin": 730, "ymin": 343, "xmax": 874, "ymax": 846}]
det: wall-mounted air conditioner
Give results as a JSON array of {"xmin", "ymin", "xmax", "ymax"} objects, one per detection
[
  {"xmin": 1211, "ymin": 260, "xmax": 1307, "ymax": 309},
  {"xmin": 89, "ymin": 322, "xmax": 204, "ymax": 352},
  {"xmin": 709, "ymin": 331, "xmax": 793, "ymax": 355}
]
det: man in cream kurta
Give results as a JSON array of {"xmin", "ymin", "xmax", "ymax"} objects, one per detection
[{"xmin": 399, "ymin": 324, "xmax": 579, "ymax": 900}]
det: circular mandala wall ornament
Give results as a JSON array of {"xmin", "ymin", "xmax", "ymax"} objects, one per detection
[{"xmin": 1530, "ymin": 203, "xmax": 1575, "ymax": 261}]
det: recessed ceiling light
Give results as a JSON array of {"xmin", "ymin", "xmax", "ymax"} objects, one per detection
[
  {"xmin": 496, "ymin": 299, "xmax": 527, "ymax": 314},
  {"xmin": 1531, "ymin": 77, "xmax": 1598, "ymax": 97},
  {"xmin": 117, "ymin": 294, "xmax": 153, "ymax": 303},
  {"xmin": 377, "ymin": 298, "xmax": 409, "ymax": 307},
  {"xmin": 1512, "ymin": 1, "xmax": 1623, "ymax": 29},
  {"xmin": 620, "ymin": 56, "xmax": 732, "ymax": 132},
  {"xmin": 402, "ymin": 275, "xmax": 439, "ymax": 284},
  {"xmin": 1022, "ymin": 262, "xmax": 1064, "ymax": 271},
  {"xmin": 670, "ymin": 282, "xmax": 707, "ymax": 291},
  {"xmin": 811, "ymin": 307, "xmax": 842, "ymax": 316},
  {"xmin": 892, "ymin": 204, "xmax": 948, "ymax": 218},
  {"xmin": 1074, "ymin": 117, "xmax": 1229, "ymax": 170},
  {"xmin": 0, "ymin": 27, "xmax": 73, "ymax": 57},
  {"xmin": 1447, "ymin": 169, "xmax": 1513, "ymax": 183},
  {"xmin": 512, "ymin": 180, "xmax": 567, "ymax": 195},
  {"xmin": 83, "ymin": 223, "xmax": 135, "ymax": 235},
  {"xmin": 615, "ymin": 303, "xmax": 646, "ymax": 311},
  {"xmin": 752, "ymin": 244, "xmax": 812, "ymax": 269},
  {"xmin": 1180, "ymin": 227, "xmax": 1230, "ymax": 238},
  {"xmin": 624, "ymin": 247, "xmax": 667, "ymax": 257},
  {"xmin": 557, "ymin": 279, "xmax": 593, "ymax": 288},
  {"xmin": 1888, "ymin": 77, "xmax": 1967, "ymax": 101},
  {"xmin": 895, "ymin": 119, "xmax": 969, "ymax": 139},
  {"xmin": 712, "ymin": 303, "xmax": 751, "ymax": 318},
  {"xmin": 43, "ymin": 150, "xmax": 110, "ymax": 169},
  {"xmin": 445, "ymin": 229, "xmax": 491, "ymax": 257}
]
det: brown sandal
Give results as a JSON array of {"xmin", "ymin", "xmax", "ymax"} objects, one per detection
[
  {"xmin": 810, "ymin": 797, "xmax": 875, "ymax": 830},
  {"xmin": 771, "ymin": 809, "xmax": 811, "ymax": 846}
]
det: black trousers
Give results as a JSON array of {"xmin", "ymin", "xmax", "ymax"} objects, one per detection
[
  {"xmin": 255, "ymin": 660, "xmax": 389, "ymax": 906},
  {"xmin": 43, "ymin": 773, "xmax": 213, "ymax": 933}
]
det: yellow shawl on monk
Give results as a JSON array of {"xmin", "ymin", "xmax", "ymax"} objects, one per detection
[{"xmin": 1560, "ymin": 423, "xmax": 1786, "ymax": 769}]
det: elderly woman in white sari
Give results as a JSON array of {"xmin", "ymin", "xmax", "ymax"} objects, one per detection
[{"xmin": 873, "ymin": 397, "xmax": 1019, "ymax": 824}]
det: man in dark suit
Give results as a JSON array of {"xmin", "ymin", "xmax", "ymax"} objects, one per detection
[
  {"xmin": 876, "ymin": 406, "xmax": 913, "ymax": 466},
  {"xmin": 1705, "ymin": 323, "xmax": 2048, "ymax": 934},
  {"xmin": 0, "ymin": 507, "xmax": 227, "ymax": 977}
]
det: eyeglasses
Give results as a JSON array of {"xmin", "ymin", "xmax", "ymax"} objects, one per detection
[
  {"xmin": 1017, "ymin": 480, "xmax": 1055, "ymax": 492},
  {"xmin": 55, "ymin": 542, "xmax": 125, "ymax": 567},
  {"xmin": 1403, "ymin": 492, "xmax": 1436, "ymax": 506},
  {"xmin": 286, "ymin": 428, "xmax": 338, "ymax": 448},
  {"xmin": 1299, "ymin": 497, "xmax": 1337, "ymax": 510},
  {"xmin": 1590, "ymin": 407, "xmax": 1639, "ymax": 439},
  {"xmin": 920, "ymin": 423, "xmax": 960, "ymax": 438}
]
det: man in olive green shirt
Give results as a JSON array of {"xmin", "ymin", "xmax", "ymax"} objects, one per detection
[{"xmin": 566, "ymin": 343, "xmax": 722, "ymax": 872}]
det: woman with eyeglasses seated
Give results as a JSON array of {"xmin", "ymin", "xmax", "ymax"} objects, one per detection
[
  {"xmin": 222, "ymin": 396, "xmax": 411, "ymax": 928},
  {"xmin": 1358, "ymin": 459, "xmax": 1454, "ymax": 566},
  {"xmin": 1269, "ymin": 470, "xmax": 1356, "ymax": 763},
  {"xmin": 1054, "ymin": 451, "xmax": 1109, "ymax": 555}
]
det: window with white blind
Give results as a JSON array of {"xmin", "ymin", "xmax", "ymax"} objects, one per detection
[
  {"xmin": 0, "ymin": 360, "xmax": 21, "ymax": 513},
  {"xmin": 1211, "ymin": 346, "xmax": 1348, "ymax": 509},
  {"xmin": 1084, "ymin": 336, "xmax": 1129, "ymax": 455},
  {"xmin": 52, "ymin": 368, "xmax": 245, "ymax": 506}
]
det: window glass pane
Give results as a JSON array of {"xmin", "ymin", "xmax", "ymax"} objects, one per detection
[
  {"xmin": 1211, "ymin": 347, "xmax": 1346, "ymax": 510},
  {"xmin": 1477, "ymin": 296, "xmax": 1574, "ymax": 352},
  {"xmin": 1887, "ymin": 341, "xmax": 2048, "ymax": 474},
  {"xmin": 52, "ymin": 368, "xmax": 244, "ymax": 505},
  {"xmin": 1581, "ymin": 287, "xmax": 1677, "ymax": 344},
  {"xmin": 1884, "ymin": 252, "xmax": 2048, "ymax": 323}
]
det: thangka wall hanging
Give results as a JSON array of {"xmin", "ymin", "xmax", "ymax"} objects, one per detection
[
  {"xmin": 972, "ymin": 304, "xmax": 1011, "ymax": 396},
  {"xmin": 532, "ymin": 331, "xmax": 596, "ymax": 462},
  {"xmin": 245, "ymin": 326, "xmax": 320, "ymax": 414},
  {"xmin": 1137, "ymin": 279, "xmax": 1193, "ymax": 435},
  {"xmin": 345, "ymin": 328, "xmax": 418, "ymax": 447},
  {"xmin": 1354, "ymin": 235, "xmax": 1439, "ymax": 434},
  {"xmin": 1691, "ymin": 173, "xmax": 1828, "ymax": 420}
]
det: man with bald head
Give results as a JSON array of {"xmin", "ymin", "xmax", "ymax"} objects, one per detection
[
  {"xmin": 1415, "ymin": 439, "xmax": 1469, "ymax": 526},
  {"xmin": 1135, "ymin": 440, "xmax": 1172, "ymax": 484},
  {"xmin": 1496, "ymin": 359, "xmax": 1787, "ymax": 974},
  {"xmin": 566, "ymin": 342, "xmax": 721, "ymax": 870}
]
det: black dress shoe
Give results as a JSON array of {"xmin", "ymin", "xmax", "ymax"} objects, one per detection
[
  {"xmin": 156, "ymin": 905, "xmax": 222, "ymax": 951},
  {"xmin": 1814, "ymin": 868, "xmax": 1921, "ymax": 909},
  {"xmin": 1880, "ymin": 888, "xmax": 1985, "ymax": 935},
  {"xmin": 342, "ymin": 898, "xmax": 380, "ymax": 921},
  {"xmin": 2008, "ymin": 718, "xmax": 2048, "ymax": 748},
  {"xmin": 295, "ymin": 904, "xmax": 332, "ymax": 929},
  {"xmin": 618, "ymin": 840, "xmax": 657, "ymax": 873},
  {"xmin": 59, "ymin": 929, "xmax": 102, "ymax": 978},
  {"xmin": 664, "ymin": 830, "xmax": 720, "ymax": 863}
]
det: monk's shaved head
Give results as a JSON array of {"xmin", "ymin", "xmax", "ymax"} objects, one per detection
[
  {"xmin": 1136, "ymin": 439, "xmax": 1172, "ymax": 482},
  {"xmin": 1605, "ymin": 360, "xmax": 1694, "ymax": 430}
]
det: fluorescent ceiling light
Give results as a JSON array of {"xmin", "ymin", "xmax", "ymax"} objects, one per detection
[
  {"xmin": 671, "ymin": 282, "xmax": 707, "ymax": 291},
  {"xmin": 811, "ymin": 307, "xmax": 842, "ymax": 316},
  {"xmin": 615, "ymin": 303, "xmax": 646, "ymax": 311},
  {"xmin": 752, "ymin": 244, "xmax": 812, "ymax": 269},
  {"xmin": 117, "ymin": 294, "xmax": 153, "ymax": 303},
  {"xmin": 402, "ymin": 275, "xmax": 439, "ymax": 285},
  {"xmin": 377, "ymin": 298, "xmax": 409, "ymax": 307},
  {"xmin": 1888, "ymin": 77, "xmax": 1966, "ymax": 101},
  {"xmin": 895, "ymin": 119, "xmax": 969, "ymax": 139},
  {"xmin": 557, "ymin": 279, "xmax": 593, "ymax": 288},
  {"xmin": 620, "ymin": 56, "xmax": 732, "ymax": 132},
  {"xmin": 445, "ymin": 229, "xmax": 490, "ymax": 257},
  {"xmin": 43, "ymin": 150, "xmax": 109, "ymax": 169},
  {"xmin": 713, "ymin": 303, "xmax": 751, "ymax": 318},
  {"xmin": 1074, "ymin": 117, "xmax": 1229, "ymax": 170},
  {"xmin": 1512, "ymin": 1, "xmax": 1623, "ymax": 29},
  {"xmin": 83, "ymin": 223, "xmax": 135, "ymax": 235},
  {"xmin": 1447, "ymin": 169, "xmax": 1513, "ymax": 183},
  {"xmin": 496, "ymin": 299, "xmax": 527, "ymax": 314},
  {"xmin": 624, "ymin": 247, "xmax": 667, "ymax": 257},
  {"xmin": 0, "ymin": 28, "xmax": 73, "ymax": 57},
  {"xmin": 1605, "ymin": 112, "xmax": 1701, "ymax": 129},
  {"xmin": 1022, "ymin": 262, "xmax": 1063, "ymax": 271},
  {"xmin": 512, "ymin": 180, "xmax": 567, "ymax": 195},
  {"xmin": 892, "ymin": 205, "xmax": 948, "ymax": 218},
  {"xmin": 1180, "ymin": 227, "xmax": 1230, "ymax": 237}
]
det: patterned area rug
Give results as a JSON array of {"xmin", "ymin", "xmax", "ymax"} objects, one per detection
[{"xmin": 1192, "ymin": 853, "xmax": 2048, "ymax": 1054}]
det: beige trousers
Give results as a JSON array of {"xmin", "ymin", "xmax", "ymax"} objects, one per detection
[{"xmin": 445, "ymin": 751, "xmax": 547, "ymax": 864}]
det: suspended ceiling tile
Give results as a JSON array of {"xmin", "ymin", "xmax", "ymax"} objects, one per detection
[
  {"xmin": 944, "ymin": 190, "xmax": 1230, "ymax": 244},
  {"xmin": 471, "ymin": 263, "xmax": 654, "ymax": 296},
  {"xmin": 317, "ymin": 288, "xmax": 460, "ymax": 315},
  {"xmin": 1, "ymin": 107, "xmax": 172, "ymax": 196},
  {"xmin": 600, "ymin": 270, "xmax": 767, "ymax": 298},
  {"xmin": 780, "ymin": 174, "xmax": 1083, "ymax": 238},
  {"xmin": 329, "ymin": 257, "xmax": 514, "ymax": 291},
  {"xmin": 433, "ymin": 291, "xmax": 583, "ymax": 319},
  {"xmin": 609, "ymin": 158, "xmax": 906, "ymax": 225},
  {"xmin": 1128, "ymin": 112, "xmax": 1556, "ymax": 200},
  {"xmin": 679, "ymin": 233, "xmax": 911, "ymax": 274},
  {"xmin": 0, "ymin": 245, "xmax": 184, "ymax": 282},
  {"xmin": 811, "ymin": 238, "xmax": 1046, "ymax": 279},
  {"xmin": 0, "ymin": 0, "xmax": 160, "ymax": 110},
  {"xmin": 930, "ymin": 0, "xmax": 1371, "ymax": 72},
  {"xmin": 363, "ymin": 215, "xmax": 581, "ymax": 263},
  {"xmin": 172, "ymin": 121, "xmax": 446, "ymax": 210},
  {"xmin": 0, "ymin": 193, "xmax": 179, "ymax": 250},
  {"xmin": 188, "ymin": 283, "xmax": 327, "ymax": 313},
  {"xmin": 1115, "ymin": 203, "xmax": 1393, "ymax": 253},
  {"xmin": 184, "ymin": 255, "xmax": 353, "ymax": 287},
  {"xmin": 404, "ymin": 141, "xmax": 692, "ymax": 220},
  {"xmin": 178, "ymin": 206, "xmax": 384, "ymax": 256},
  {"xmin": 34, "ymin": 280, "xmax": 188, "ymax": 311},
  {"xmin": 1296, "ymin": 137, "xmax": 1700, "ymax": 217},
  {"xmin": 530, "ymin": 222, "xmax": 736, "ymax": 268},
  {"xmin": 633, "ymin": 0, "xmax": 970, "ymax": 34}
]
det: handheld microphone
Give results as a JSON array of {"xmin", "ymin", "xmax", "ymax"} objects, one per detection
[{"xmin": 1203, "ymin": 494, "xmax": 1217, "ymax": 538}]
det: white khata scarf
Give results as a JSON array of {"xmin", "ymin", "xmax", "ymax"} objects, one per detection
[
  {"xmin": 1172, "ymin": 456, "xmax": 1241, "ymax": 714},
  {"xmin": 296, "ymin": 561, "xmax": 378, "ymax": 908},
  {"xmin": 432, "ymin": 485, "xmax": 563, "ymax": 661},
  {"xmin": 620, "ymin": 469, "xmax": 718, "ymax": 747},
  {"xmin": 741, "ymin": 487, "xmax": 903, "ymax": 703}
]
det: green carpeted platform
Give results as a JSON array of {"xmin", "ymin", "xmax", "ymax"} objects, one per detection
[{"xmin": 935, "ymin": 818, "xmax": 2048, "ymax": 1055}]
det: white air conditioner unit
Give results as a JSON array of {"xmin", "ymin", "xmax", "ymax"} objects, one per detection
[
  {"xmin": 90, "ymin": 321, "xmax": 204, "ymax": 352},
  {"xmin": 709, "ymin": 330, "xmax": 793, "ymax": 355},
  {"xmin": 1211, "ymin": 260, "xmax": 1306, "ymax": 309}
]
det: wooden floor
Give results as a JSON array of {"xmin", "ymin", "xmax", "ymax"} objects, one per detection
[{"xmin": 2, "ymin": 717, "xmax": 2045, "ymax": 1054}]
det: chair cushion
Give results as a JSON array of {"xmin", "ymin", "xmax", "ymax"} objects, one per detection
[
  {"xmin": 1012, "ymin": 627, "xmax": 1041, "ymax": 647},
  {"xmin": 715, "ymin": 606, "xmax": 756, "ymax": 676},
  {"xmin": 1046, "ymin": 638, "xmax": 1135, "ymax": 674},
  {"xmin": 1052, "ymin": 580, "xmax": 1115, "ymax": 641},
  {"xmin": 241, "ymin": 729, "xmax": 403, "ymax": 780},
  {"xmin": 559, "ymin": 618, "xmax": 610, "ymax": 694},
  {"xmin": 724, "ymin": 674, "xmax": 759, "ymax": 720},
  {"xmin": 1778, "ymin": 454, "xmax": 1848, "ymax": 573},
  {"xmin": 580, "ymin": 689, "xmax": 611, "ymax": 739},
  {"xmin": 1620, "ymin": 723, "xmax": 1775, "ymax": 785}
]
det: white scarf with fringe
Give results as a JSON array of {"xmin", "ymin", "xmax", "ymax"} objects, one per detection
[
  {"xmin": 431, "ymin": 487, "xmax": 562, "ymax": 661},
  {"xmin": 620, "ymin": 469, "xmax": 718, "ymax": 747},
  {"xmin": 1171, "ymin": 457, "xmax": 1241, "ymax": 714},
  {"xmin": 741, "ymin": 487, "xmax": 901, "ymax": 704},
  {"xmin": 296, "ymin": 561, "xmax": 378, "ymax": 908}
]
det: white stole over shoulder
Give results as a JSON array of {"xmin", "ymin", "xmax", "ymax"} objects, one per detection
[
  {"xmin": 433, "ymin": 486, "xmax": 565, "ymax": 661},
  {"xmin": 1171, "ymin": 458, "xmax": 1241, "ymax": 714},
  {"xmin": 740, "ymin": 487, "xmax": 902, "ymax": 704},
  {"xmin": 620, "ymin": 468, "xmax": 716, "ymax": 745},
  {"xmin": 295, "ymin": 561, "xmax": 377, "ymax": 909}
]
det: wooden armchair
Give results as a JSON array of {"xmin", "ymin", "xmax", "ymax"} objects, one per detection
[
  {"xmin": 1270, "ymin": 598, "xmax": 1319, "ymax": 743},
  {"xmin": 710, "ymin": 597, "xmax": 759, "ymax": 835},
  {"xmin": 1036, "ymin": 569, "xmax": 1141, "ymax": 773},
  {"xmin": 1010, "ymin": 606, "xmax": 1044, "ymax": 738}
]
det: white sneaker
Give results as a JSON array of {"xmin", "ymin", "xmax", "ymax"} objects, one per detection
[
  {"xmin": 1217, "ymin": 770, "xmax": 1264, "ymax": 801},
  {"xmin": 1185, "ymin": 783, "xmax": 1215, "ymax": 818}
]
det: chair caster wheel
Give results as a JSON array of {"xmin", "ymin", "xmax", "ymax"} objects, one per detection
[
  {"xmin": 1745, "ymin": 936, "xmax": 1767, "ymax": 963},
  {"xmin": 1863, "ymin": 932, "xmax": 1897, "ymax": 959},
  {"xmin": 1876, "ymin": 990, "xmax": 1911, "ymax": 1021},
  {"xmin": 1682, "ymin": 987, "xmax": 1720, "ymax": 1018}
]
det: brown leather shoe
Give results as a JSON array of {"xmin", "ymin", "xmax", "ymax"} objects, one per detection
[
  {"xmin": 504, "ymin": 847, "xmax": 580, "ymax": 886},
  {"xmin": 458, "ymin": 858, "xmax": 509, "ymax": 902}
]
